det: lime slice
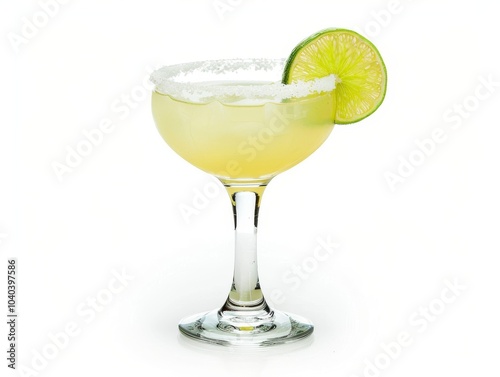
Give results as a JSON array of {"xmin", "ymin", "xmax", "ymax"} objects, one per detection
[{"xmin": 283, "ymin": 28, "xmax": 387, "ymax": 124}]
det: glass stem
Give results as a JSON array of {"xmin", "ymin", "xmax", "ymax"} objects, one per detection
[{"xmin": 219, "ymin": 185, "xmax": 272, "ymax": 321}]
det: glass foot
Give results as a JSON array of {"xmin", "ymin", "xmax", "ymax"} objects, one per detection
[{"xmin": 178, "ymin": 309, "xmax": 314, "ymax": 346}]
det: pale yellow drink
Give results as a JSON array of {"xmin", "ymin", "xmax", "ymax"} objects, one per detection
[{"xmin": 152, "ymin": 87, "xmax": 335, "ymax": 183}]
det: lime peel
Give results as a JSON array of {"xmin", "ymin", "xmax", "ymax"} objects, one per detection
[{"xmin": 283, "ymin": 28, "xmax": 387, "ymax": 124}]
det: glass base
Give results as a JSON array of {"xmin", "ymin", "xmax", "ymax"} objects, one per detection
[{"xmin": 178, "ymin": 309, "xmax": 314, "ymax": 347}]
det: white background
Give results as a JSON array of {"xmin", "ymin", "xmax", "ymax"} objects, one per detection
[{"xmin": 1, "ymin": 0, "xmax": 500, "ymax": 376}]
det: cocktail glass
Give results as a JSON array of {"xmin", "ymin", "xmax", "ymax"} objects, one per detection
[{"xmin": 151, "ymin": 58, "xmax": 336, "ymax": 346}]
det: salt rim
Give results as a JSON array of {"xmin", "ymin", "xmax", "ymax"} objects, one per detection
[{"xmin": 150, "ymin": 58, "xmax": 336, "ymax": 103}]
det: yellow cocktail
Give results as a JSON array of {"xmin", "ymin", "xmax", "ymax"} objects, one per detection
[
  {"xmin": 150, "ymin": 58, "xmax": 336, "ymax": 346},
  {"xmin": 149, "ymin": 27, "xmax": 387, "ymax": 347},
  {"xmin": 152, "ymin": 87, "xmax": 335, "ymax": 183}
]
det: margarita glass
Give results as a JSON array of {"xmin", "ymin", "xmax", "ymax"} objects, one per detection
[{"xmin": 151, "ymin": 58, "xmax": 336, "ymax": 346}]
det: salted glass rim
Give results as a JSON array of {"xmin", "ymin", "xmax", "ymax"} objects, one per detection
[{"xmin": 150, "ymin": 58, "xmax": 336, "ymax": 104}]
